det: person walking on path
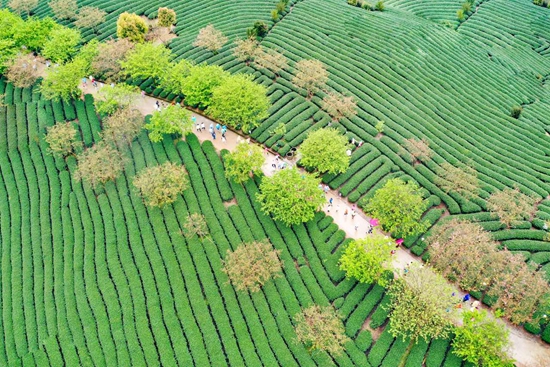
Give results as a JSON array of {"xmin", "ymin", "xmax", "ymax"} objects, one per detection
[
  {"xmin": 201, "ymin": 122, "xmax": 205, "ymax": 132},
  {"xmin": 344, "ymin": 209, "xmax": 349, "ymax": 216},
  {"xmin": 209, "ymin": 124, "xmax": 214, "ymax": 134},
  {"xmin": 216, "ymin": 123, "xmax": 221, "ymax": 131},
  {"xmin": 211, "ymin": 130, "xmax": 216, "ymax": 140},
  {"xmin": 462, "ymin": 293, "xmax": 470, "ymax": 303}
]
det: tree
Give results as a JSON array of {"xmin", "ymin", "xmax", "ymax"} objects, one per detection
[
  {"xmin": 256, "ymin": 168, "xmax": 325, "ymax": 226},
  {"xmin": 91, "ymin": 39, "xmax": 134, "ymax": 82},
  {"xmin": 207, "ymin": 74, "xmax": 271, "ymax": 132},
  {"xmin": 387, "ymin": 263, "xmax": 458, "ymax": 342},
  {"xmin": 40, "ymin": 58, "xmax": 87, "ymax": 101},
  {"xmin": 299, "ymin": 128, "xmax": 350, "ymax": 174},
  {"xmin": 247, "ymin": 21, "xmax": 268, "ymax": 40},
  {"xmin": 94, "ymin": 83, "xmax": 140, "ymax": 115},
  {"xmin": 159, "ymin": 59, "xmax": 193, "ymax": 95},
  {"xmin": 74, "ymin": 143, "xmax": 126, "ymax": 188},
  {"xmin": 101, "ymin": 108, "xmax": 143, "ymax": 149},
  {"xmin": 8, "ymin": 0, "xmax": 38, "ymax": 16},
  {"xmin": 5, "ymin": 53, "xmax": 39, "ymax": 88},
  {"xmin": 452, "ymin": 310, "xmax": 514, "ymax": 367},
  {"xmin": 322, "ymin": 91, "xmax": 357, "ymax": 122},
  {"xmin": 120, "ymin": 42, "xmax": 172, "ymax": 81},
  {"xmin": 365, "ymin": 178, "xmax": 429, "ymax": 237},
  {"xmin": 181, "ymin": 64, "xmax": 229, "ymax": 109},
  {"xmin": 42, "ymin": 27, "xmax": 81, "ymax": 63},
  {"xmin": 49, "ymin": 0, "xmax": 77, "ymax": 20},
  {"xmin": 224, "ymin": 141, "xmax": 265, "ymax": 183},
  {"xmin": 253, "ymin": 48, "xmax": 288, "ymax": 76},
  {"xmin": 294, "ymin": 305, "xmax": 349, "ymax": 355},
  {"xmin": 427, "ymin": 219, "xmax": 500, "ymax": 292},
  {"xmin": 144, "ymin": 105, "xmax": 193, "ymax": 142},
  {"xmin": 339, "ymin": 234, "xmax": 395, "ymax": 286},
  {"xmin": 133, "ymin": 162, "xmax": 188, "ymax": 207},
  {"xmin": 222, "ymin": 240, "xmax": 283, "ymax": 292},
  {"xmin": 117, "ymin": 12, "xmax": 149, "ymax": 43},
  {"xmin": 233, "ymin": 38, "xmax": 258, "ymax": 63},
  {"xmin": 157, "ymin": 7, "xmax": 176, "ymax": 27},
  {"xmin": 12, "ymin": 16, "xmax": 57, "ymax": 52},
  {"xmin": 400, "ymin": 137, "xmax": 432, "ymax": 164},
  {"xmin": 292, "ymin": 59, "xmax": 328, "ymax": 98},
  {"xmin": 193, "ymin": 24, "xmax": 228, "ymax": 53},
  {"xmin": 435, "ymin": 162, "xmax": 479, "ymax": 199},
  {"xmin": 486, "ymin": 187, "xmax": 538, "ymax": 228},
  {"xmin": 427, "ymin": 218, "xmax": 550, "ymax": 325},
  {"xmin": 74, "ymin": 6, "xmax": 106, "ymax": 33},
  {"xmin": 181, "ymin": 213, "xmax": 209, "ymax": 239},
  {"xmin": 44, "ymin": 121, "xmax": 81, "ymax": 157},
  {"xmin": 0, "ymin": 40, "xmax": 18, "ymax": 74}
]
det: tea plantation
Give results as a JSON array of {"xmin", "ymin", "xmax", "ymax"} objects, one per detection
[{"xmin": 0, "ymin": 81, "xmax": 472, "ymax": 365}]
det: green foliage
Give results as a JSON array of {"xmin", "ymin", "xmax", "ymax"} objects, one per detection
[
  {"xmin": 8, "ymin": 0, "xmax": 38, "ymax": 16},
  {"xmin": 94, "ymin": 83, "xmax": 140, "ymax": 115},
  {"xmin": 159, "ymin": 59, "xmax": 193, "ymax": 95},
  {"xmin": 181, "ymin": 64, "xmax": 229, "ymax": 109},
  {"xmin": 222, "ymin": 240, "xmax": 283, "ymax": 292},
  {"xmin": 101, "ymin": 108, "xmax": 144, "ymax": 149},
  {"xmin": 13, "ymin": 16, "xmax": 58, "ymax": 52},
  {"xmin": 247, "ymin": 21, "xmax": 268, "ymax": 40},
  {"xmin": 42, "ymin": 27, "xmax": 81, "ymax": 63},
  {"xmin": 0, "ymin": 40, "xmax": 19, "ymax": 73},
  {"xmin": 375, "ymin": 120, "xmax": 385, "ymax": 133},
  {"xmin": 117, "ymin": 12, "xmax": 149, "ymax": 43},
  {"xmin": 193, "ymin": 24, "xmax": 228, "ymax": 53},
  {"xmin": 387, "ymin": 264, "xmax": 458, "ymax": 342},
  {"xmin": 224, "ymin": 141, "xmax": 265, "ymax": 183},
  {"xmin": 294, "ymin": 305, "xmax": 350, "ymax": 355},
  {"xmin": 256, "ymin": 168, "xmax": 325, "ymax": 226},
  {"xmin": 44, "ymin": 121, "xmax": 81, "ymax": 157},
  {"xmin": 339, "ymin": 233, "xmax": 395, "ymax": 286},
  {"xmin": 452, "ymin": 310, "xmax": 514, "ymax": 367},
  {"xmin": 144, "ymin": 105, "xmax": 193, "ymax": 142},
  {"xmin": 91, "ymin": 39, "xmax": 134, "ymax": 82},
  {"xmin": 120, "ymin": 42, "xmax": 172, "ymax": 81},
  {"xmin": 133, "ymin": 162, "xmax": 188, "ymax": 207},
  {"xmin": 207, "ymin": 74, "xmax": 270, "ymax": 133},
  {"xmin": 457, "ymin": 9, "xmax": 465, "ymax": 21},
  {"xmin": 299, "ymin": 127, "xmax": 350, "ymax": 174},
  {"xmin": 40, "ymin": 58, "xmax": 87, "ymax": 101},
  {"xmin": 375, "ymin": 0, "xmax": 385, "ymax": 11},
  {"xmin": 157, "ymin": 7, "xmax": 176, "ymax": 27},
  {"xmin": 366, "ymin": 178, "xmax": 429, "ymax": 237},
  {"xmin": 5, "ymin": 53, "xmax": 40, "ymax": 88}
]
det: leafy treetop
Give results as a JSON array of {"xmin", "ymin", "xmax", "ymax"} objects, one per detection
[
  {"xmin": 223, "ymin": 141, "xmax": 265, "ymax": 183},
  {"xmin": 193, "ymin": 24, "xmax": 228, "ymax": 53},
  {"xmin": 120, "ymin": 42, "xmax": 172, "ymax": 81},
  {"xmin": 256, "ymin": 168, "xmax": 325, "ymax": 226},
  {"xmin": 299, "ymin": 127, "xmax": 350, "ymax": 174},
  {"xmin": 144, "ymin": 105, "xmax": 193, "ymax": 142},
  {"xmin": 133, "ymin": 162, "xmax": 188, "ymax": 207},
  {"xmin": 117, "ymin": 12, "xmax": 149, "ymax": 43}
]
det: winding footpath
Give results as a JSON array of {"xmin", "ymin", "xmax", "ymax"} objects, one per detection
[{"xmin": 78, "ymin": 82, "xmax": 548, "ymax": 366}]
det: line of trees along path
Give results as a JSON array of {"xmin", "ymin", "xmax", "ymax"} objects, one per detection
[{"xmin": 75, "ymin": 79, "xmax": 550, "ymax": 367}]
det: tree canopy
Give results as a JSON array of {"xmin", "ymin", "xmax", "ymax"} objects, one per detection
[
  {"xmin": 294, "ymin": 305, "xmax": 349, "ymax": 355},
  {"xmin": 8, "ymin": 0, "xmax": 37, "ymax": 16},
  {"xmin": 436, "ymin": 162, "xmax": 479, "ymax": 199},
  {"xmin": 133, "ymin": 162, "xmax": 188, "ymax": 207},
  {"xmin": 117, "ymin": 12, "xmax": 149, "ymax": 43},
  {"xmin": 40, "ymin": 58, "xmax": 87, "ymax": 101},
  {"xmin": 94, "ymin": 83, "xmax": 140, "ymax": 115},
  {"xmin": 299, "ymin": 127, "xmax": 350, "ymax": 174},
  {"xmin": 5, "ymin": 53, "xmax": 39, "ymax": 88},
  {"xmin": 222, "ymin": 240, "xmax": 283, "ymax": 292},
  {"xmin": 339, "ymin": 234, "xmax": 395, "ymax": 286},
  {"xmin": 322, "ymin": 91, "xmax": 357, "ymax": 122},
  {"xmin": 49, "ymin": 0, "xmax": 77, "ymax": 20},
  {"xmin": 292, "ymin": 59, "xmax": 328, "ymax": 98},
  {"xmin": 159, "ymin": 59, "xmax": 193, "ymax": 95},
  {"xmin": 207, "ymin": 74, "xmax": 270, "ymax": 133},
  {"xmin": 181, "ymin": 64, "xmax": 228, "ymax": 109},
  {"xmin": 256, "ymin": 168, "xmax": 325, "ymax": 226},
  {"xmin": 91, "ymin": 39, "xmax": 134, "ymax": 82},
  {"xmin": 387, "ymin": 263, "xmax": 458, "ymax": 342},
  {"xmin": 253, "ymin": 48, "xmax": 288, "ymax": 75},
  {"xmin": 144, "ymin": 105, "xmax": 193, "ymax": 142},
  {"xmin": 157, "ymin": 7, "xmax": 176, "ymax": 27},
  {"xmin": 232, "ymin": 38, "xmax": 258, "ymax": 63},
  {"xmin": 42, "ymin": 27, "xmax": 81, "ymax": 63},
  {"xmin": 452, "ymin": 310, "xmax": 514, "ymax": 367},
  {"xmin": 74, "ymin": 6, "xmax": 106, "ymax": 33},
  {"xmin": 74, "ymin": 143, "xmax": 126, "ymax": 188},
  {"xmin": 101, "ymin": 108, "xmax": 143, "ymax": 149},
  {"xmin": 224, "ymin": 142, "xmax": 265, "ymax": 183},
  {"xmin": 486, "ymin": 187, "xmax": 538, "ymax": 228},
  {"xmin": 44, "ymin": 121, "xmax": 81, "ymax": 157},
  {"xmin": 193, "ymin": 24, "xmax": 228, "ymax": 53},
  {"xmin": 366, "ymin": 178, "xmax": 429, "ymax": 237},
  {"xmin": 120, "ymin": 42, "xmax": 172, "ymax": 81}
]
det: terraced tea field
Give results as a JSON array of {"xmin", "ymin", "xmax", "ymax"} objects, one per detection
[{"xmin": 0, "ymin": 80, "xmax": 473, "ymax": 365}]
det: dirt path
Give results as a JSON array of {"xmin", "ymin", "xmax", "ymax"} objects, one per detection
[{"xmin": 77, "ymin": 83, "xmax": 548, "ymax": 366}]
